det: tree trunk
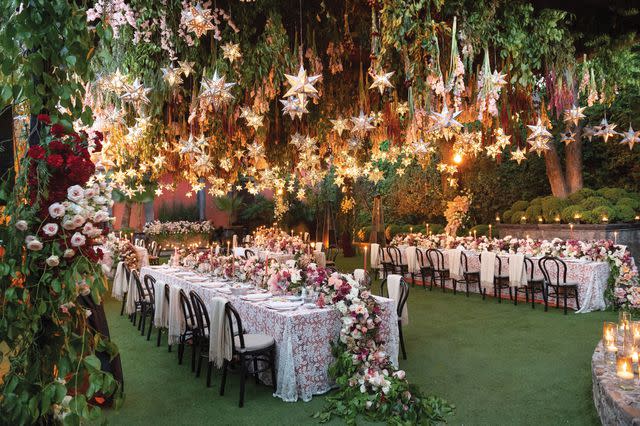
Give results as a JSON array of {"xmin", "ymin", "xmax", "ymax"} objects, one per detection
[
  {"xmin": 565, "ymin": 126, "xmax": 583, "ymax": 194},
  {"xmin": 121, "ymin": 203, "xmax": 132, "ymax": 229},
  {"xmin": 543, "ymin": 146, "xmax": 569, "ymax": 198}
]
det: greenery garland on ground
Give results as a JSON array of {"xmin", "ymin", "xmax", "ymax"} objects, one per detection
[{"xmin": 0, "ymin": 119, "xmax": 119, "ymax": 423}]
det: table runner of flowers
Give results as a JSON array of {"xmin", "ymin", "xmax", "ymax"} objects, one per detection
[
  {"xmin": 176, "ymin": 249, "xmax": 453, "ymax": 424},
  {"xmin": 391, "ymin": 232, "xmax": 639, "ymax": 311}
]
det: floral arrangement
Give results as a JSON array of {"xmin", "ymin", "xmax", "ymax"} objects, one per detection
[
  {"xmin": 119, "ymin": 240, "xmax": 140, "ymax": 271},
  {"xmin": 143, "ymin": 220, "xmax": 214, "ymax": 236},
  {"xmin": 0, "ymin": 115, "xmax": 119, "ymax": 423},
  {"xmin": 252, "ymin": 226, "xmax": 306, "ymax": 254},
  {"xmin": 443, "ymin": 194, "xmax": 471, "ymax": 236},
  {"xmin": 266, "ymin": 260, "xmax": 303, "ymax": 294}
]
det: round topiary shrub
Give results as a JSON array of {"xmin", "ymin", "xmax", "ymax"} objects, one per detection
[
  {"xmin": 561, "ymin": 205, "xmax": 584, "ymax": 223},
  {"xmin": 597, "ymin": 187, "xmax": 629, "ymax": 201},
  {"xmin": 510, "ymin": 210, "xmax": 526, "ymax": 224},
  {"xmin": 568, "ymin": 188, "xmax": 596, "ymax": 204},
  {"xmin": 469, "ymin": 224, "xmax": 489, "ymax": 236},
  {"xmin": 530, "ymin": 197, "xmax": 544, "ymax": 207},
  {"xmin": 590, "ymin": 206, "xmax": 615, "ymax": 223},
  {"xmin": 579, "ymin": 196, "xmax": 612, "ymax": 211},
  {"xmin": 617, "ymin": 197, "xmax": 640, "ymax": 210},
  {"xmin": 511, "ymin": 200, "xmax": 529, "ymax": 212},
  {"xmin": 502, "ymin": 209, "xmax": 513, "ymax": 223},
  {"xmin": 525, "ymin": 205, "xmax": 543, "ymax": 220},
  {"xmin": 542, "ymin": 196, "xmax": 569, "ymax": 222},
  {"xmin": 429, "ymin": 223, "xmax": 445, "ymax": 234},
  {"xmin": 614, "ymin": 205, "xmax": 636, "ymax": 222},
  {"xmin": 580, "ymin": 209, "xmax": 600, "ymax": 224}
]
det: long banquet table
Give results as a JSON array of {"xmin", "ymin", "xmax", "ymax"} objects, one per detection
[
  {"xmin": 141, "ymin": 266, "xmax": 399, "ymax": 402},
  {"xmin": 384, "ymin": 245, "xmax": 610, "ymax": 313}
]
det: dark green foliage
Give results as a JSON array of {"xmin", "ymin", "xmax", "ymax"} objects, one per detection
[
  {"xmin": 510, "ymin": 210, "xmax": 526, "ymax": 224},
  {"xmin": 511, "ymin": 201, "xmax": 529, "ymax": 212},
  {"xmin": 158, "ymin": 202, "xmax": 199, "ymax": 222},
  {"xmin": 579, "ymin": 196, "xmax": 610, "ymax": 211}
]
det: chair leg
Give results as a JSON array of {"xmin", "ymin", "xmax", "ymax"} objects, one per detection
[
  {"xmin": 410, "ymin": 273, "xmax": 415, "ymax": 288},
  {"xmin": 147, "ymin": 317, "xmax": 153, "ymax": 340},
  {"xmin": 140, "ymin": 307, "xmax": 146, "ymax": 334},
  {"xmin": 253, "ymin": 358, "xmax": 259, "ymax": 384},
  {"xmin": 191, "ymin": 341, "xmax": 197, "ymax": 372},
  {"xmin": 239, "ymin": 354, "xmax": 246, "ymax": 408},
  {"xmin": 466, "ymin": 281, "xmax": 470, "ymax": 297},
  {"xmin": 120, "ymin": 293, "xmax": 127, "ymax": 316},
  {"xmin": 508, "ymin": 287, "xmax": 513, "ymax": 301},
  {"xmin": 453, "ymin": 280, "xmax": 457, "ymax": 295},
  {"xmin": 206, "ymin": 362, "xmax": 213, "ymax": 388},
  {"xmin": 220, "ymin": 359, "xmax": 228, "ymax": 395},
  {"xmin": 494, "ymin": 285, "xmax": 498, "ymax": 302},
  {"xmin": 441, "ymin": 276, "xmax": 445, "ymax": 292},
  {"xmin": 157, "ymin": 327, "xmax": 162, "ymax": 346},
  {"xmin": 196, "ymin": 345, "xmax": 203, "ymax": 377},
  {"xmin": 514, "ymin": 289, "xmax": 518, "ymax": 305},
  {"xmin": 178, "ymin": 342, "xmax": 184, "ymax": 364},
  {"xmin": 398, "ymin": 321, "xmax": 407, "ymax": 360},
  {"xmin": 564, "ymin": 290, "xmax": 568, "ymax": 315},
  {"xmin": 556, "ymin": 290, "xmax": 559, "ymax": 310}
]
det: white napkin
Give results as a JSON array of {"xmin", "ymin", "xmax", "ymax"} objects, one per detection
[
  {"xmin": 480, "ymin": 251, "xmax": 496, "ymax": 287},
  {"xmin": 111, "ymin": 262, "xmax": 126, "ymax": 300},
  {"xmin": 405, "ymin": 246, "xmax": 418, "ymax": 273},
  {"xmin": 314, "ymin": 251, "xmax": 326, "ymax": 267},
  {"xmin": 508, "ymin": 254, "xmax": 528, "ymax": 287},
  {"xmin": 167, "ymin": 285, "xmax": 184, "ymax": 346},
  {"xmin": 387, "ymin": 274, "xmax": 409, "ymax": 325},
  {"xmin": 370, "ymin": 243, "xmax": 380, "ymax": 268},
  {"xmin": 208, "ymin": 297, "xmax": 232, "ymax": 367},
  {"xmin": 124, "ymin": 272, "xmax": 138, "ymax": 315},
  {"xmin": 153, "ymin": 280, "xmax": 169, "ymax": 328},
  {"xmin": 447, "ymin": 248, "xmax": 463, "ymax": 280},
  {"xmin": 314, "ymin": 242, "xmax": 323, "ymax": 252}
]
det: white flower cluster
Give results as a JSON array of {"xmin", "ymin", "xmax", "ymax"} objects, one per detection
[{"xmin": 143, "ymin": 220, "xmax": 214, "ymax": 236}]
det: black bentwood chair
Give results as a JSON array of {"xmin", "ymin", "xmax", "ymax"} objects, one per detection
[
  {"xmin": 189, "ymin": 291, "xmax": 215, "ymax": 387},
  {"xmin": 156, "ymin": 284, "xmax": 172, "ymax": 351},
  {"xmin": 219, "ymin": 303, "xmax": 277, "ymax": 407},
  {"xmin": 539, "ymin": 256, "xmax": 580, "ymax": 315},
  {"xmin": 414, "ymin": 248, "xmax": 432, "ymax": 290},
  {"xmin": 455, "ymin": 251, "xmax": 484, "ymax": 298},
  {"xmin": 387, "ymin": 246, "xmax": 409, "ymax": 277},
  {"xmin": 426, "ymin": 249, "xmax": 449, "ymax": 292},
  {"xmin": 178, "ymin": 289, "xmax": 198, "ymax": 371},
  {"xmin": 131, "ymin": 270, "xmax": 149, "ymax": 327},
  {"xmin": 243, "ymin": 249, "xmax": 255, "ymax": 259},
  {"xmin": 379, "ymin": 245, "xmax": 394, "ymax": 279},
  {"xmin": 380, "ymin": 277, "xmax": 410, "ymax": 360},
  {"xmin": 482, "ymin": 254, "xmax": 511, "ymax": 303},
  {"xmin": 140, "ymin": 274, "xmax": 156, "ymax": 339},
  {"xmin": 514, "ymin": 257, "xmax": 546, "ymax": 308},
  {"xmin": 120, "ymin": 263, "xmax": 132, "ymax": 317}
]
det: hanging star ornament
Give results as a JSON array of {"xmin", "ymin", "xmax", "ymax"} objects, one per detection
[
  {"xmin": 120, "ymin": 79, "xmax": 151, "ymax": 107},
  {"xmin": 619, "ymin": 125, "xmax": 640, "ymax": 150},
  {"xmin": 178, "ymin": 60, "xmax": 195, "ymax": 77},
  {"xmin": 582, "ymin": 125, "xmax": 596, "ymax": 142},
  {"xmin": 560, "ymin": 130, "xmax": 576, "ymax": 145},
  {"xmin": 493, "ymin": 127, "xmax": 511, "ymax": 149},
  {"xmin": 350, "ymin": 111, "xmax": 375, "ymax": 136},
  {"xmin": 330, "ymin": 118, "xmax": 350, "ymax": 137},
  {"xmin": 368, "ymin": 69, "xmax": 395, "ymax": 95},
  {"xmin": 594, "ymin": 118, "xmax": 619, "ymax": 143},
  {"xmin": 431, "ymin": 104, "xmax": 462, "ymax": 129},
  {"xmin": 396, "ymin": 102, "xmax": 409, "ymax": 117},
  {"xmin": 563, "ymin": 105, "xmax": 586, "ymax": 127},
  {"xmin": 222, "ymin": 42, "xmax": 242, "ymax": 63},
  {"xmin": 279, "ymin": 96, "xmax": 308, "ymax": 120},
  {"xmin": 511, "ymin": 147, "xmax": 527, "ymax": 164},
  {"xmin": 199, "ymin": 70, "xmax": 235, "ymax": 109},
  {"xmin": 283, "ymin": 64, "xmax": 321, "ymax": 101},
  {"xmin": 527, "ymin": 118, "xmax": 553, "ymax": 141},
  {"xmin": 485, "ymin": 144, "xmax": 501, "ymax": 159},
  {"xmin": 162, "ymin": 65, "xmax": 183, "ymax": 87},
  {"xmin": 182, "ymin": 3, "xmax": 214, "ymax": 38}
]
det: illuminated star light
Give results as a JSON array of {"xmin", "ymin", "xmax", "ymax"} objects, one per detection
[
  {"xmin": 431, "ymin": 104, "xmax": 462, "ymax": 129},
  {"xmin": 178, "ymin": 60, "xmax": 195, "ymax": 77},
  {"xmin": 330, "ymin": 118, "xmax": 350, "ymax": 136},
  {"xmin": 279, "ymin": 96, "xmax": 308, "ymax": 120},
  {"xmin": 560, "ymin": 130, "xmax": 576, "ymax": 145},
  {"xmin": 396, "ymin": 102, "xmax": 410, "ymax": 117},
  {"xmin": 594, "ymin": 118, "xmax": 619, "ymax": 143},
  {"xmin": 199, "ymin": 70, "xmax": 236, "ymax": 110},
  {"xmin": 221, "ymin": 42, "xmax": 242, "ymax": 63},
  {"xmin": 485, "ymin": 144, "xmax": 501, "ymax": 159},
  {"xmin": 350, "ymin": 111, "xmax": 375, "ymax": 136},
  {"xmin": 162, "ymin": 65, "xmax": 183, "ymax": 87},
  {"xmin": 620, "ymin": 125, "xmax": 640, "ymax": 150},
  {"xmin": 182, "ymin": 3, "xmax": 214, "ymax": 38},
  {"xmin": 120, "ymin": 78, "xmax": 151, "ymax": 107},
  {"xmin": 511, "ymin": 147, "xmax": 527, "ymax": 164},
  {"xmin": 369, "ymin": 69, "xmax": 395, "ymax": 95},
  {"xmin": 283, "ymin": 64, "xmax": 321, "ymax": 101},
  {"xmin": 563, "ymin": 105, "xmax": 586, "ymax": 127}
]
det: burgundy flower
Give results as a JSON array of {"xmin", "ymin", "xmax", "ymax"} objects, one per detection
[
  {"xmin": 28, "ymin": 145, "xmax": 46, "ymax": 160},
  {"xmin": 37, "ymin": 114, "xmax": 51, "ymax": 124},
  {"xmin": 46, "ymin": 154, "xmax": 64, "ymax": 169},
  {"xmin": 49, "ymin": 140, "xmax": 69, "ymax": 153},
  {"xmin": 50, "ymin": 123, "xmax": 66, "ymax": 137}
]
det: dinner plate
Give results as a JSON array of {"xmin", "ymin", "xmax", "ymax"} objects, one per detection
[
  {"xmin": 216, "ymin": 288, "xmax": 232, "ymax": 294},
  {"xmin": 241, "ymin": 293, "xmax": 272, "ymax": 302},
  {"xmin": 200, "ymin": 282, "xmax": 225, "ymax": 289},
  {"xmin": 265, "ymin": 301, "xmax": 302, "ymax": 311}
]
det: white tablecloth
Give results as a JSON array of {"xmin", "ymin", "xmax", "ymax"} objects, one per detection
[{"xmin": 141, "ymin": 266, "xmax": 399, "ymax": 402}]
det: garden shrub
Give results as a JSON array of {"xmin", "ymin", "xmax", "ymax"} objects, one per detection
[
  {"xmin": 568, "ymin": 188, "xmax": 596, "ymax": 204},
  {"xmin": 511, "ymin": 200, "xmax": 529, "ymax": 212},
  {"xmin": 579, "ymin": 196, "xmax": 611, "ymax": 211},
  {"xmin": 510, "ymin": 210, "xmax": 526, "ymax": 224},
  {"xmin": 525, "ymin": 204, "xmax": 543, "ymax": 220},
  {"xmin": 590, "ymin": 206, "xmax": 615, "ymax": 223},
  {"xmin": 617, "ymin": 197, "xmax": 640, "ymax": 210},
  {"xmin": 597, "ymin": 187, "xmax": 629, "ymax": 201},
  {"xmin": 469, "ymin": 224, "xmax": 489, "ymax": 236},
  {"xmin": 561, "ymin": 205, "xmax": 583, "ymax": 223},
  {"xmin": 614, "ymin": 205, "xmax": 636, "ymax": 222},
  {"xmin": 542, "ymin": 196, "xmax": 569, "ymax": 222},
  {"xmin": 530, "ymin": 196, "xmax": 544, "ymax": 207},
  {"xmin": 502, "ymin": 209, "xmax": 513, "ymax": 223}
]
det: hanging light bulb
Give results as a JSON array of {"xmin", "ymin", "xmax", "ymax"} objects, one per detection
[{"xmin": 453, "ymin": 152, "xmax": 463, "ymax": 164}]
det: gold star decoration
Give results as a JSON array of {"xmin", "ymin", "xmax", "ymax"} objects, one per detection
[
  {"xmin": 560, "ymin": 130, "xmax": 576, "ymax": 145},
  {"xmin": 162, "ymin": 65, "xmax": 183, "ymax": 87},
  {"xmin": 485, "ymin": 144, "xmax": 501, "ymax": 159},
  {"xmin": 120, "ymin": 78, "xmax": 151, "ymax": 107},
  {"xmin": 563, "ymin": 105, "xmax": 586, "ymax": 127},
  {"xmin": 182, "ymin": 3, "xmax": 214, "ymax": 38},
  {"xmin": 594, "ymin": 118, "xmax": 619, "ymax": 143},
  {"xmin": 199, "ymin": 70, "xmax": 236, "ymax": 109},
  {"xmin": 431, "ymin": 104, "xmax": 462, "ymax": 129},
  {"xmin": 511, "ymin": 147, "xmax": 527, "ymax": 164},
  {"xmin": 368, "ymin": 167, "xmax": 384, "ymax": 184},
  {"xmin": 619, "ymin": 125, "xmax": 640, "ymax": 150},
  {"xmin": 246, "ymin": 141, "xmax": 264, "ymax": 159},
  {"xmin": 368, "ymin": 69, "xmax": 395, "ymax": 95},
  {"xmin": 494, "ymin": 127, "xmax": 511, "ymax": 149},
  {"xmin": 221, "ymin": 42, "xmax": 242, "ymax": 64},
  {"xmin": 582, "ymin": 126, "xmax": 596, "ymax": 141},
  {"xmin": 154, "ymin": 188, "xmax": 164, "ymax": 197},
  {"xmin": 106, "ymin": 68, "xmax": 128, "ymax": 95},
  {"xmin": 350, "ymin": 110, "xmax": 375, "ymax": 136},
  {"xmin": 330, "ymin": 118, "xmax": 350, "ymax": 136},
  {"xmin": 279, "ymin": 96, "xmax": 308, "ymax": 120},
  {"xmin": 396, "ymin": 167, "xmax": 405, "ymax": 176},
  {"xmin": 526, "ymin": 118, "xmax": 552, "ymax": 154},
  {"xmin": 178, "ymin": 60, "xmax": 195, "ymax": 77},
  {"xmin": 283, "ymin": 64, "xmax": 321, "ymax": 102},
  {"xmin": 396, "ymin": 102, "xmax": 409, "ymax": 117}
]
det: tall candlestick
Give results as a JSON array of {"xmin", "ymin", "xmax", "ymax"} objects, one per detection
[
  {"xmin": 570, "ymin": 223, "xmax": 574, "ymax": 239},
  {"xmin": 473, "ymin": 230, "xmax": 477, "ymax": 239},
  {"xmin": 614, "ymin": 231, "xmax": 618, "ymax": 245},
  {"xmin": 488, "ymin": 224, "xmax": 492, "ymax": 239},
  {"xmin": 426, "ymin": 223, "xmax": 429, "ymax": 236},
  {"xmin": 227, "ymin": 240, "xmax": 230, "ymax": 256},
  {"xmin": 364, "ymin": 245, "xmax": 368, "ymax": 272}
]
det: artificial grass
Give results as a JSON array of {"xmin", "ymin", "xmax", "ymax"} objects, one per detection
[{"xmin": 103, "ymin": 253, "xmax": 614, "ymax": 425}]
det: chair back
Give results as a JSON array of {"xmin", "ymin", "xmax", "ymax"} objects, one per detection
[
  {"xmin": 143, "ymin": 274, "xmax": 156, "ymax": 305},
  {"xmin": 380, "ymin": 277, "xmax": 410, "ymax": 317},
  {"xmin": 123, "ymin": 263, "xmax": 132, "ymax": 284},
  {"xmin": 189, "ymin": 291, "xmax": 210, "ymax": 339},
  {"xmin": 539, "ymin": 255, "xmax": 568, "ymax": 286},
  {"xmin": 327, "ymin": 246, "xmax": 339, "ymax": 262},
  {"xmin": 132, "ymin": 270, "xmax": 146, "ymax": 302},
  {"xmin": 524, "ymin": 257, "xmax": 536, "ymax": 281},
  {"xmin": 415, "ymin": 248, "xmax": 430, "ymax": 269},
  {"xmin": 149, "ymin": 240, "xmax": 159, "ymax": 256},
  {"xmin": 378, "ymin": 245, "xmax": 388, "ymax": 263},
  {"xmin": 164, "ymin": 283, "xmax": 171, "ymax": 305},
  {"xmin": 135, "ymin": 238, "xmax": 146, "ymax": 248},
  {"xmin": 386, "ymin": 246, "xmax": 404, "ymax": 268},
  {"xmin": 426, "ymin": 249, "xmax": 445, "ymax": 270},
  {"xmin": 461, "ymin": 251, "xmax": 474, "ymax": 273},
  {"xmin": 244, "ymin": 249, "xmax": 255, "ymax": 259},
  {"xmin": 223, "ymin": 302, "xmax": 244, "ymax": 351},
  {"xmin": 178, "ymin": 289, "xmax": 196, "ymax": 329}
]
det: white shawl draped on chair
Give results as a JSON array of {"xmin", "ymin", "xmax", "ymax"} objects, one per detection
[
  {"xmin": 125, "ymin": 272, "xmax": 138, "ymax": 315},
  {"xmin": 153, "ymin": 280, "xmax": 169, "ymax": 328},
  {"xmin": 387, "ymin": 274, "xmax": 409, "ymax": 325},
  {"xmin": 354, "ymin": 268, "xmax": 365, "ymax": 283},
  {"xmin": 446, "ymin": 248, "xmax": 463, "ymax": 280},
  {"xmin": 370, "ymin": 243, "xmax": 380, "ymax": 269},
  {"xmin": 314, "ymin": 242, "xmax": 323, "ymax": 252},
  {"xmin": 508, "ymin": 254, "xmax": 528, "ymax": 287},
  {"xmin": 167, "ymin": 285, "xmax": 184, "ymax": 346},
  {"xmin": 208, "ymin": 297, "xmax": 232, "ymax": 367},
  {"xmin": 111, "ymin": 261, "xmax": 127, "ymax": 300},
  {"xmin": 480, "ymin": 251, "xmax": 496, "ymax": 288},
  {"xmin": 404, "ymin": 246, "xmax": 419, "ymax": 273}
]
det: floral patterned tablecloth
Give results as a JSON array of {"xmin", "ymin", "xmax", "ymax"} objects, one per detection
[
  {"xmin": 394, "ymin": 245, "xmax": 609, "ymax": 313},
  {"xmin": 141, "ymin": 266, "xmax": 399, "ymax": 402}
]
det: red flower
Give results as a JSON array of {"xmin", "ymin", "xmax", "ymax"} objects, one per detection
[
  {"xmin": 28, "ymin": 145, "xmax": 46, "ymax": 160},
  {"xmin": 46, "ymin": 154, "xmax": 64, "ymax": 169},
  {"xmin": 50, "ymin": 123, "xmax": 67, "ymax": 137},
  {"xmin": 49, "ymin": 140, "xmax": 70, "ymax": 153},
  {"xmin": 37, "ymin": 114, "xmax": 51, "ymax": 124}
]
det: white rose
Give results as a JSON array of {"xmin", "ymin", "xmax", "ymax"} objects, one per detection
[
  {"xmin": 70, "ymin": 232, "xmax": 86, "ymax": 247},
  {"xmin": 62, "ymin": 220, "xmax": 77, "ymax": 230},
  {"xmin": 25, "ymin": 235, "xmax": 35, "ymax": 244},
  {"xmin": 42, "ymin": 223, "xmax": 59, "ymax": 237},
  {"xmin": 71, "ymin": 214, "xmax": 85, "ymax": 228},
  {"xmin": 67, "ymin": 185, "xmax": 85, "ymax": 203},
  {"xmin": 393, "ymin": 370, "xmax": 406, "ymax": 380},
  {"xmin": 63, "ymin": 249, "xmax": 75, "ymax": 258},
  {"xmin": 93, "ymin": 210, "xmax": 109, "ymax": 222},
  {"xmin": 46, "ymin": 255, "xmax": 60, "ymax": 267},
  {"xmin": 15, "ymin": 220, "xmax": 28, "ymax": 231},
  {"xmin": 48, "ymin": 202, "xmax": 66, "ymax": 218},
  {"xmin": 82, "ymin": 222, "xmax": 94, "ymax": 236},
  {"xmin": 84, "ymin": 187, "xmax": 96, "ymax": 198},
  {"xmin": 26, "ymin": 239, "xmax": 43, "ymax": 251}
]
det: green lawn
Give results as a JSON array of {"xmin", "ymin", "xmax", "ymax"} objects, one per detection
[{"xmin": 103, "ymin": 254, "xmax": 614, "ymax": 425}]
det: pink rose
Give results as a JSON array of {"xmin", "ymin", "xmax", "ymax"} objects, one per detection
[
  {"xmin": 70, "ymin": 232, "xmax": 86, "ymax": 247},
  {"xmin": 43, "ymin": 223, "xmax": 59, "ymax": 237}
]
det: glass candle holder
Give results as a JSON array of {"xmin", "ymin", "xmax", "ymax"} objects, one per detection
[
  {"xmin": 617, "ymin": 355, "xmax": 635, "ymax": 389},
  {"xmin": 603, "ymin": 322, "xmax": 618, "ymax": 353},
  {"xmin": 632, "ymin": 321, "xmax": 640, "ymax": 345},
  {"xmin": 619, "ymin": 311, "xmax": 632, "ymax": 332}
]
